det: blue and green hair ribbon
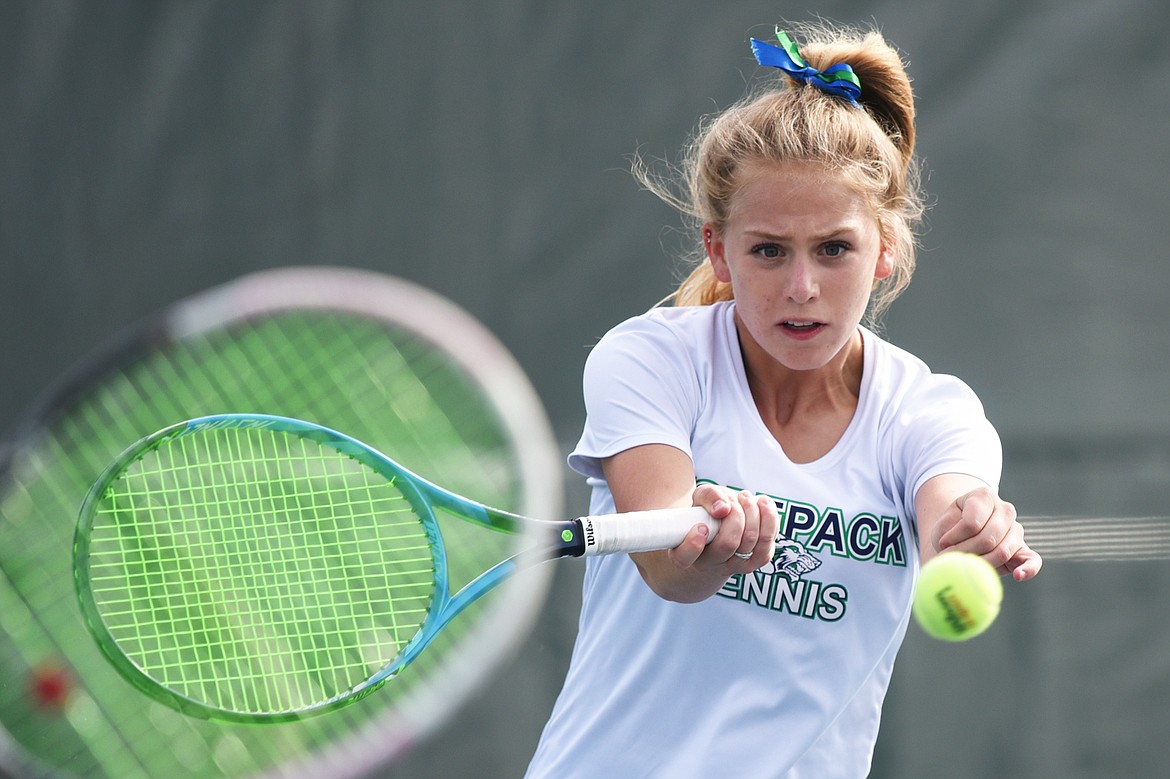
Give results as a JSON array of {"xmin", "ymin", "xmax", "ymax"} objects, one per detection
[{"xmin": 750, "ymin": 28, "xmax": 862, "ymax": 106}]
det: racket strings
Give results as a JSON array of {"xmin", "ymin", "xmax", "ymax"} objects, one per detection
[
  {"xmin": 1023, "ymin": 516, "xmax": 1170, "ymax": 561},
  {"xmin": 224, "ymin": 314, "xmax": 515, "ymax": 503},
  {"xmin": 86, "ymin": 425, "xmax": 438, "ymax": 715}
]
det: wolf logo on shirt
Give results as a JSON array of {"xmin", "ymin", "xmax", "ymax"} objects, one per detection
[
  {"xmin": 760, "ymin": 535, "xmax": 820, "ymax": 579},
  {"xmin": 716, "ymin": 524, "xmax": 848, "ymax": 621}
]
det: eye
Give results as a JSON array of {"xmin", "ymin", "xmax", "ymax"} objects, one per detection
[
  {"xmin": 822, "ymin": 241, "xmax": 851, "ymax": 258},
  {"xmin": 751, "ymin": 243, "xmax": 783, "ymax": 260}
]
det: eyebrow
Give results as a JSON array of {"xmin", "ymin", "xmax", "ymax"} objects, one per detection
[{"xmin": 743, "ymin": 225, "xmax": 861, "ymax": 242}]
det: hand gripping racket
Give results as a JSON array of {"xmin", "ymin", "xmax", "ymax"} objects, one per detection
[{"xmin": 73, "ymin": 413, "xmax": 716, "ymax": 723}]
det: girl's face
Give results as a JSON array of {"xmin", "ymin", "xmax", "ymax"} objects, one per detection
[{"xmin": 706, "ymin": 160, "xmax": 893, "ymax": 375}]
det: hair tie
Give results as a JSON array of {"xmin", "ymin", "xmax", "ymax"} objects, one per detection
[{"xmin": 750, "ymin": 28, "xmax": 861, "ymax": 106}]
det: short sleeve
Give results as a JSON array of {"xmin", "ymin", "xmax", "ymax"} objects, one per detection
[
  {"xmin": 567, "ymin": 315, "xmax": 702, "ymax": 480},
  {"xmin": 891, "ymin": 374, "xmax": 1003, "ymax": 516}
]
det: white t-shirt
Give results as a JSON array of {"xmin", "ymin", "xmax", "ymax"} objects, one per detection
[{"xmin": 526, "ymin": 301, "xmax": 1001, "ymax": 779}]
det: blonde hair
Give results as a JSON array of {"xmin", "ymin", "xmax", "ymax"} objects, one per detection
[{"xmin": 637, "ymin": 23, "xmax": 924, "ymax": 322}]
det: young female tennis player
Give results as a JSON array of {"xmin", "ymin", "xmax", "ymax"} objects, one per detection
[{"xmin": 526, "ymin": 22, "xmax": 1042, "ymax": 778}]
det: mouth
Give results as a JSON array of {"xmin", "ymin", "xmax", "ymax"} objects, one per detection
[{"xmin": 779, "ymin": 320, "xmax": 827, "ymax": 340}]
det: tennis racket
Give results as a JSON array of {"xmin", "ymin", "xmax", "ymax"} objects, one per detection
[{"xmin": 74, "ymin": 413, "xmax": 716, "ymax": 724}]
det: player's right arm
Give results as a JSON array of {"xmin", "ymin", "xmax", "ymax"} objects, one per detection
[{"xmin": 601, "ymin": 443, "xmax": 778, "ymax": 603}]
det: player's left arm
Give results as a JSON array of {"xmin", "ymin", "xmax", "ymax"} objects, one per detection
[{"xmin": 915, "ymin": 473, "xmax": 1043, "ymax": 581}]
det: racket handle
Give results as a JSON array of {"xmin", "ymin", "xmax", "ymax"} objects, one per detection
[{"xmin": 578, "ymin": 506, "xmax": 719, "ymax": 557}]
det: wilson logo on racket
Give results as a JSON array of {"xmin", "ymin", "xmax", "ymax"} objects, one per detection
[{"xmin": 582, "ymin": 516, "xmax": 597, "ymax": 548}]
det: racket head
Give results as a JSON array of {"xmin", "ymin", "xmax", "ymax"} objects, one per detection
[
  {"xmin": 75, "ymin": 414, "xmax": 466, "ymax": 723},
  {"xmin": 0, "ymin": 267, "xmax": 560, "ymax": 777}
]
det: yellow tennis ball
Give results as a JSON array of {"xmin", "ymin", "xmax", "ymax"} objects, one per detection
[{"xmin": 912, "ymin": 552, "xmax": 1003, "ymax": 641}]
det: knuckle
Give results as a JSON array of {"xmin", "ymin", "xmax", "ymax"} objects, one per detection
[
  {"xmin": 694, "ymin": 483, "xmax": 727, "ymax": 505},
  {"xmin": 957, "ymin": 514, "xmax": 982, "ymax": 535},
  {"xmin": 984, "ymin": 546, "xmax": 1011, "ymax": 569},
  {"xmin": 969, "ymin": 536, "xmax": 996, "ymax": 555}
]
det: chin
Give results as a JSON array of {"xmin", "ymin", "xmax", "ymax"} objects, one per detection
[
  {"xmin": 773, "ymin": 348, "xmax": 835, "ymax": 372},
  {"xmin": 774, "ymin": 337, "xmax": 852, "ymax": 373}
]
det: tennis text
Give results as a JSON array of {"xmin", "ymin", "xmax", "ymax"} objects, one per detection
[
  {"xmin": 710, "ymin": 488, "xmax": 909, "ymax": 623},
  {"xmin": 719, "ymin": 572, "xmax": 847, "ymax": 621}
]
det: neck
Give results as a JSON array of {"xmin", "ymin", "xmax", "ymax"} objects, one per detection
[{"xmin": 737, "ymin": 325, "xmax": 865, "ymax": 458}]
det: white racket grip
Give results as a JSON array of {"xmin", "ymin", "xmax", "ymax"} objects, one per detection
[{"xmin": 578, "ymin": 506, "xmax": 719, "ymax": 557}]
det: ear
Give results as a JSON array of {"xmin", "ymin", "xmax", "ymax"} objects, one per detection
[
  {"xmin": 704, "ymin": 224, "xmax": 732, "ymax": 283},
  {"xmin": 873, "ymin": 238, "xmax": 895, "ymax": 281}
]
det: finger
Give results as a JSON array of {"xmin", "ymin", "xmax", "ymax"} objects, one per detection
[
  {"xmin": 667, "ymin": 522, "xmax": 715, "ymax": 569},
  {"xmin": 1005, "ymin": 545, "xmax": 1043, "ymax": 582},
  {"xmin": 693, "ymin": 483, "xmax": 735, "ymax": 519},
  {"xmin": 757, "ymin": 494, "xmax": 778, "ymax": 559},
  {"xmin": 730, "ymin": 494, "xmax": 779, "ymax": 568},
  {"xmin": 936, "ymin": 491, "xmax": 996, "ymax": 550},
  {"xmin": 941, "ymin": 493, "xmax": 1017, "ymax": 553},
  {"xmin": 706, "ymin": 493, "xmax": 745, "ymax": 560},
  {"xmin": 731, "ymin": 491, "xmax": 761, "ymax": 559},
  {"xmin": 992, "ymin": 521, "xmax": 1025, "ymax": 565}
]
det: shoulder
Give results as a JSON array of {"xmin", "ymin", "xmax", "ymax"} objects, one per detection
[
  {"xmin": 595, "ymin": 302, "xmax": 731, "ymax": 348},
  {"xmin": 570, "ymin": 304, "xmax": 735, "ymax": 479},
  {"xmin": 586, "ymin": 302, "xmax": 734, "ymax": 374},
  {"xmin": 863, "ymin": 328, "xmax": 986, "ymax": 414},
  {"xmin": 862, "ymin": 330, "xmax": 1002, "ymax": 508}
]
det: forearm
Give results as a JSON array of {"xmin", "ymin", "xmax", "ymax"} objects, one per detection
[
  {"xmin": 601, "ymin": 445, "xmax": 779, "ymax": 602},
  {"xmin": 630, "ymin": 547, "xmax": 729, "ymax": 604}
]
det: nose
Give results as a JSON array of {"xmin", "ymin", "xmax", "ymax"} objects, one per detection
[{"xmin": 784, "ymin": 257, "xmax": 819, "ymax": 304}]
